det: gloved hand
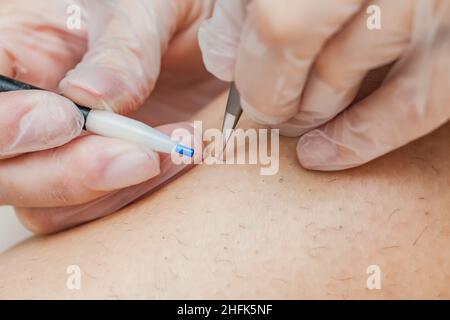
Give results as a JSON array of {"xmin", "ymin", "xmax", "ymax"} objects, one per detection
[
  {"xmin": 199, "ymin": 0, "xmax": 450, "ymax": 170},
  {"xmin": 0, "ymin": 0, "xmax": 214, "ymax": 233}
]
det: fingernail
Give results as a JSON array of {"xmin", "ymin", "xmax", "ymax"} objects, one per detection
[
  {"xmin": 276, "ymin": 112, "xmax": 330, "ymax": 138},
  {"xmin": 60, "ymin": 68, "xmax": 112, "ymax": 109},
  {"xmin": 241, "ymin": 98, "xmax": 290, "ymax": 125},
  {"xmin": 2, "ymin": 93, "xmax": 83, "ymax": 156},
  {"xmin": 297, "ymin": 130, "xmax": 338, "ymax": 170},
  {"xmin": 97, "ymin": 151, "xmax": 160, "ymax": 191},
  {"xmin": 286, "ymin": 74, "xmax": 351, "ymax": 136},
  {"xmin": 198, "ymin": 21, "xmax": 236, "ymax": 82},
  {"xmin": 60, "ymin": 67, "xmax": 142, "ymax": 113},
  {"xmin": 276, "ymin": 121, "xmax": 310, "ymax": 137}
]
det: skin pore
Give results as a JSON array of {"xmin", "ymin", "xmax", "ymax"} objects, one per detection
[{"xmin": 0, "ymin": 92, "xmax": 449, "ymax": 299}]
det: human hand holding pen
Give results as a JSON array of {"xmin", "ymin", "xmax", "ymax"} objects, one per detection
[
  {"xmin": 0, "ymin": 0, "xmax": 212, "ymax": 233},
  {"xmin": 199, "ymin": 0, "xmax": 450, "ymax": 170}
]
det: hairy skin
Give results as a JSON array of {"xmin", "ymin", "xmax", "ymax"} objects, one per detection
[{"xmin": 0, "ymin": 92, "xmax": 449, "ymax": 299}]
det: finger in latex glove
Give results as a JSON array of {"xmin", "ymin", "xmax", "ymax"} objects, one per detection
[
  {"xmin": 0, "ymin": 0, "xmax": 211, "ymax": 232},
  {"xmin": 200, "ymin": 0, "xmax": 450, "ymax": 170},
  {"xmin": 60, "ymin": 0, "xmax": 215, "ymax": 115},
  {"xmin": 10, "ymin": 123, "xmax": 199, "ymax": 234},
  {"xmin": 0, "ymin": 91, "xmax": 83, "ymax": 158},
  {"xmin": 295, "ymin": 0, "xmax": 450, "ymax": 170},
  {"xmin": 199, "ymin": 0, "xmax": 365, "ymax": 124}
]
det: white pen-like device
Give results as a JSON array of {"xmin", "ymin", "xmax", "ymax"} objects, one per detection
[
  {"xmin": 0, "ymin": 75, "xmax": 194, "ymax": 157},
  {"xmin": 83, "ymin": 109, "xmax": 193, "ymax": 156}
]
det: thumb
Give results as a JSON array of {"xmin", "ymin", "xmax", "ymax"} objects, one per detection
[
  {"xmin": 0, "ymin": 90, "xmax": 83, "ymax": 158},
  {"xmin": 59, "ymin": 0, "xmax": 180, "ymax": 115},
  {"xmin": 199, "ymin": 0, "xmax": 250, "ymax": 81}
]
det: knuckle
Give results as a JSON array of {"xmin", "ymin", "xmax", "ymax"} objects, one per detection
[
  {"xmin": 252, "ymin": 0, "xmax": 320, "ymax": 54},
  {"xmin": 252, "ymin": 0, "xmax": 363, "ymax": 56},
  {"xmin": 44, "ymin": 148, "xmax": 74, "ymax": 205},
  {"xmin": 69, "ymin": 136, "xmax": 128, "ymax": 189},
  {"xmin": 0, "ymin": 129, "xmax": 18, "ymax": 156},
  {"xmin": 48, "ymin": 183, "xmax": 72, "ymax": 206},
  {"xmin": 253, "ymin": 0, "xmax": 302, "ymax": 46},
  {"xmin": 71, "ymin": 137, "xmax": 110, "ymax": 178}
]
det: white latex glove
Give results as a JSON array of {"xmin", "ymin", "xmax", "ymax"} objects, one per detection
[
  {"xmin": 0, "ymin": 0, "xmax": 214, "ymax": 233},
  {"xmin": 199, "ymin": 0, "xmax": 450, "ymax": 170}
]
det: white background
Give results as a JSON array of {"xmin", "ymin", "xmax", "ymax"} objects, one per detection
[{"xmin": 0, "ymin": 206, "xmax": 32, "ymax": 253}]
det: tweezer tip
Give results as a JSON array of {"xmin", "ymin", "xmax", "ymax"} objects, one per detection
[
  {"xmin": 222, "ymin": 112, "xmax": 237, "ymax": 144},
  {"xmin": 223, "ymin": 127, "xmax": 233, "ymax": 146}
]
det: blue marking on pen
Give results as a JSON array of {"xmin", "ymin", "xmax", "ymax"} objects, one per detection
[{"xmin": 175, "ymin": 144, "xmax": 195, "ymax": 157}]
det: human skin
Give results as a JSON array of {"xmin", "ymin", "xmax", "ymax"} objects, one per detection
[{"xmin": 0, "ymin": 92, "xmax": 449, "ymax": 299}]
